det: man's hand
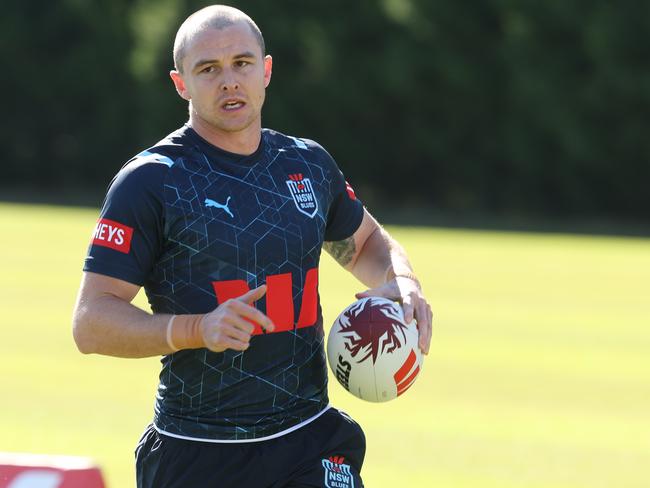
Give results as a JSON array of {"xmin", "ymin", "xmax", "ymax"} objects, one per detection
[
  {"xmin": 356, "ymin": 277, "xmax": 432, "ymax": 355},
  {"xmin": 324, "ymin": 209, "xmax": 433, "ymax": 356},
  {"xmin": 199, "ymin": 285, "xmax": 275, "ymax": 352}
]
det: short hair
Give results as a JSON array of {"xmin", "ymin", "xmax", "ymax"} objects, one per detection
[{"xmin": 173, "ymin": 5, "xmax": 266, "ymax": 73}]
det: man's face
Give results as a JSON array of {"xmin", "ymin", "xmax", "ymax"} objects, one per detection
[{"xmin": 171, "ymin": 23, "xmax": 272, "ymax": 135}]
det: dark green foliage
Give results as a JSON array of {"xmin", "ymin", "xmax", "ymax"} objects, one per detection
[
  {"xmin": 2, "ymin": 0, "xmax": 648, "ymax": 220},
  {"xmin": 1, "ymin": 0, "xmax": 137, "ymax": 188}
]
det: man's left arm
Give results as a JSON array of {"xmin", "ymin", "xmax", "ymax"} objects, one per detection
[{"xmin": 323, "ymin": 209, "xmax": 433, "ymax": 354}]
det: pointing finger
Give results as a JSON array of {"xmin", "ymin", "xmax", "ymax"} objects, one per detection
[{"xmin": 238, "ymin": 284, "xmax": 267, "ymax": 304}]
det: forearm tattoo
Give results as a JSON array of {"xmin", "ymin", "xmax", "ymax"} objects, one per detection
[{"xmin": 323, "ymin": 236, "xmax": 356, "ymax": 267}]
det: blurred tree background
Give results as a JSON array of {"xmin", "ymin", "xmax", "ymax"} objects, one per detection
[{"xmin": 2, "ymin": 0, "xmax": 649, "ymax": 225}]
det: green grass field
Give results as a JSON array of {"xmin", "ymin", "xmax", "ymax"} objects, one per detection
[{"xmin": 1, "ymin": 202, "xmax": 649, "ymax": 488}]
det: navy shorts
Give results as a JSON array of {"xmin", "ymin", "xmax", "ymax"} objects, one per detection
[{"xmin": 135, "ymin": 408, "xmax": 366, "ymax": 488}]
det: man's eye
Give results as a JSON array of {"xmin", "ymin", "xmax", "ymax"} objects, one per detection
[
  {"xmin": 235, "ymin": 61, "xmax": 249, "ymax": 68},
  {"xmin": 202, "ymin": 66, "xmax": 215, "ymax": 73}
]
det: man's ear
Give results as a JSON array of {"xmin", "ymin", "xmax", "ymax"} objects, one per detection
[
  {"xmin": 170, "ymin": 70, "xmax": 191, "ymax": 100},
  {"xmin": 263, "ymin": 55, "xmax": 273, "ymax": 88}
]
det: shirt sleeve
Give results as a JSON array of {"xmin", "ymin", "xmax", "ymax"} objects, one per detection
[
  {"xmin": 321, "ymin": 151, "xmax": 364, "ymax": 242},
  {"xmin": 83, "ymin": 158, "xmax": 167, "ymax": 286}
]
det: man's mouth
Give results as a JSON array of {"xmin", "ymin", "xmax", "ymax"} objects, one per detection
[{"xmin": 222, "ymin": 100, "xmax": 245, "ymax": 111}]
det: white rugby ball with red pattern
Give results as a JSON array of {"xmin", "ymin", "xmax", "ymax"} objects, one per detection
[{"xmin": 327, "ymin": 296, "xmax": 423, "ymax": 402}]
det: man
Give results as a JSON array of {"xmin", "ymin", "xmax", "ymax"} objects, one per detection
[{"xmin": 73, "ymin": 5, "xmax": 432, "ymax": 488}]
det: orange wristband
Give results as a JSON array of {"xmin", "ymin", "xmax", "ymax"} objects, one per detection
[{"xmin": 166, "ymin": 314, "xmax": 205, "ymax": 351}]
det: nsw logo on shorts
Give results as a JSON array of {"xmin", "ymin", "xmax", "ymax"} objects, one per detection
[
  {"xmin": 321, "ymin": 456, "xmax": 354, "ymax": 488},
  {"xmin": 286, "ymin": 173, "xmax": 318, "ymax": 218}
]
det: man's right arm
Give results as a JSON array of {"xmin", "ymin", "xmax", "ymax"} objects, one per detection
[{"xmin": 72, "ymin": 272, "xmax": 273, "ymax": 358}]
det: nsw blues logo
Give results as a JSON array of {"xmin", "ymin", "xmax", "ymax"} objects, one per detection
[
  {"xmin": 321, "ymin": 456, "xmax": 354, "ymax": 488},
  {"xmin": 286, "ymin": 173, "xmax": 318, "ymax": 218}
]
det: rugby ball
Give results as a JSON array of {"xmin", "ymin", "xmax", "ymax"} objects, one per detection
[{"xmin": 327, "ymin": 296, "xmax": 423, "ymax": 402}]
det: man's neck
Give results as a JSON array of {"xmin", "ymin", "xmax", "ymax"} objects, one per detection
[{"xmin": 189, "ymin": 115, "xmax": 262, "ymax": 156}]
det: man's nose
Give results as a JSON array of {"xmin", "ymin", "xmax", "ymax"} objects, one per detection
[{"xmin": 220, "ymin": 72, "xmax": 239, "ymax": 91}]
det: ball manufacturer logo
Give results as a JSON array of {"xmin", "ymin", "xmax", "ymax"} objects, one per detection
[
  {"xmin": 338, "ymin": 299, "xmax": 409, "ymax": 364},
  {"xmin": 335, "ymin": 354, "xmax": 352, "ymax": 391}
]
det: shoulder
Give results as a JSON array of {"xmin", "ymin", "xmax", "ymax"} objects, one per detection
[
  {"xmin": 110, "ymin": 151, "xmax": 171, "ymax": 194},
  {"xmin": 263, "ymin": 129, "xmax": 336, "ymax": 167},
  {"xmin": 111, "ymin": 128, "xmax": 190, "ymax": 191},
  {"xmin": 263, "ymin": 129, "xmax": 328, "ymax": 155}
]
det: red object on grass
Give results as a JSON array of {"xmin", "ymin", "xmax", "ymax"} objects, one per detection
[{"xmin": 0, "ymin": 453, "xmax": 106, "ymax": 488}]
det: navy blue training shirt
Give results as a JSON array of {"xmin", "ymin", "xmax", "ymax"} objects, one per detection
[{"xmin": 84, "ymin": 125, "xmax": 364, "ymax": 441}]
